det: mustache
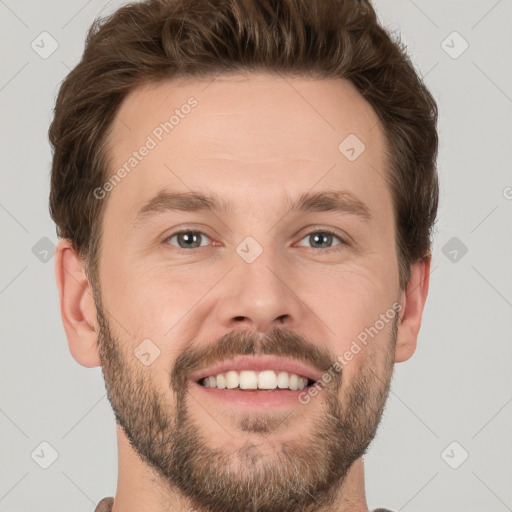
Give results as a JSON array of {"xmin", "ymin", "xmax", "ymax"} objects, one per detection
[{"xmin": 170, "ymin": 326, "xmax": 339, "ymax": 392}]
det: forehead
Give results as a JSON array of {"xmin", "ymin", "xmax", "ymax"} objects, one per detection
[
  {"xmin": 104, "ymin": 72, "xmax": 391, "ymax": 221},
  {"xmin": 110, "ymin": 72, "xmax": 384, "ymax": 157}
]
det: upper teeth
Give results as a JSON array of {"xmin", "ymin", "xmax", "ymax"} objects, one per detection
[{"xmin": 200, "ymin": 370, "xmax": 309, "ymax": 390}]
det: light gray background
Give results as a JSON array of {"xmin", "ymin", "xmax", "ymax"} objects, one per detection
[{"xmin": 1, "ymin": 0, "xmax": 511, "ymax": 511}]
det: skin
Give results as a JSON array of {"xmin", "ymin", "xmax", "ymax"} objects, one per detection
[{"xmin": 55, "ymin": 72, "xmax": 430, "ymax": 512}]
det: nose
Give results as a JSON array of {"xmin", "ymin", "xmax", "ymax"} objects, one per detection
[{"xmin": 215, "ymin": 246, "xmax": 304, "ymax": 333}]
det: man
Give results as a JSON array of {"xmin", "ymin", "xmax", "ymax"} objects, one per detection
[{"xmin": 49, "ymin": 0, "xmax": 438, "ymax": 510}]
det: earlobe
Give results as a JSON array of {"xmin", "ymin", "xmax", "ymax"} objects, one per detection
[
  {"xmin": 55, "ymin": 239, "xmax": 101, "ymax": 368},
  {"xmin": 395, "ymin": 255, "xmax": 431, "ymax": 363}
]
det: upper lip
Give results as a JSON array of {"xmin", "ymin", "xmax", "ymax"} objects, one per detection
[{"xmin": 189, "ymin": 355, "xmax": 323, "ymax": 383}]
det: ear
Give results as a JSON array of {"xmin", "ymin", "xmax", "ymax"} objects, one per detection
[
  {"xmin": 395, "ymin": 254, "xmax": 431, "ymax": 363},
  {"xmin": 55, "ymin": 239, "xmax": 101, "ymax": 368}
]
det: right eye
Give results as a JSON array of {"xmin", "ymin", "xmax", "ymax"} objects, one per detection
[{"xmin": 164, "ymin": 230, "xmax": 213, "ymax": 250}]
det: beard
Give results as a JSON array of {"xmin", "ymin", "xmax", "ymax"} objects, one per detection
[{"xmin": 95, "ymin": 289, "xmax": 397, "ymax": 512}]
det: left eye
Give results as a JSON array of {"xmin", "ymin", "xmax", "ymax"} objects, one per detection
[
  {"xmin": 296, "ymin": 231, "xmax": 344, "ymax": 251},
  {"xmin": 165, "ymin": 230, "xmax": 212, "ymax": 249}
]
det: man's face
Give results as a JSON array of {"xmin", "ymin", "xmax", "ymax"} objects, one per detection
[{"xmin": 95, "ymin": 73, "xmax": 402, "ymax": 511}]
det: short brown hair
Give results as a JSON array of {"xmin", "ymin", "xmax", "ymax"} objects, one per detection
[{"xmin": 49, "ymin": 0, "xmax": 438, "ymax": 289}]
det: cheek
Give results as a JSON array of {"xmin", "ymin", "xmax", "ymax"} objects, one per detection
[
  {"xmin": 306, "ymin": 265, "xmax": 396, "ymax": 328},
  {"xmin": 100, "ymin": 253, "xmax": 190, "ymax": 335},
  {"xmin": 305, "ymin": 269, "xmax": 398, "ymax": 370},
  {"xmin": 100, "ymin": 261, "xmax": 214, "ymax": 382},
  {"xmin": 332, "ymin": 319, "xmax": 396, "ymax": 386}
]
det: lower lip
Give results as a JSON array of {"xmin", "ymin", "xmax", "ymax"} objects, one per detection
[{"xmin": 190, "ymin": 380, "xmax": 310, "ymax": 408}]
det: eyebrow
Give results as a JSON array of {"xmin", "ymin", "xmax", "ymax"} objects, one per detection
[{"xmin": 131, "ymin": 189, "xmax": 372, "ymax": 229}]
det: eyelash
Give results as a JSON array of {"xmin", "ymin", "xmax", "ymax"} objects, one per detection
[{"xmin": 163, "ymin": 228, "xmax": 347, "ymax": 253}]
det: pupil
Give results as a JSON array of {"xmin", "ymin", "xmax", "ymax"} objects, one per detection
[
  {"xmin": 312, "ymin": 232, "xmax": 331, "ymax": 248},
  {"xmin": 179, "ymin": 232, "xmax": 200, "ymax": 248}
]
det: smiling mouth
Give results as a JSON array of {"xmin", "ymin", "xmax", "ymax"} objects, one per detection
[{"xmin": 196, "ymin": 369, "xmax": 315, "ymax": 391}]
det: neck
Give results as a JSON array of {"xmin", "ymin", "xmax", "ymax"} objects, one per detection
[{"xmin": 111, "ymin": 425, "xmax": 369, "ymax": 512}]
